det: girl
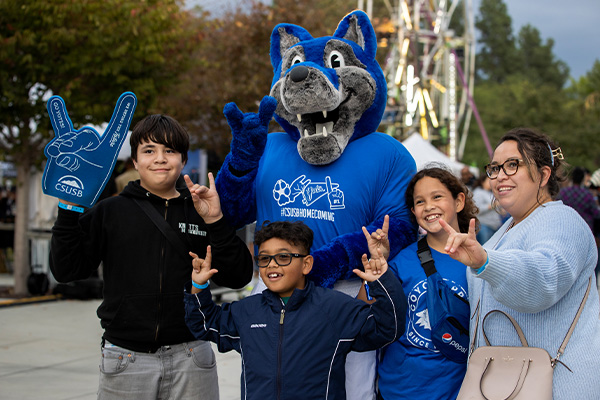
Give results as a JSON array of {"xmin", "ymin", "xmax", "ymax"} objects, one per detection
[{"xmin": 375, "ymin": 166, "xmax": 478, "ymax": 400}]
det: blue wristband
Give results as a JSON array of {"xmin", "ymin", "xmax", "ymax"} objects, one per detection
[
  {"xmin": 475, "ymin": 253, "xmax": 489, "ymax": 275},
  {"xmin": 192, "ymin": 280, "xmax": 209, "ymax": 290},
  {"xmin": 364, "ymin": 281, "xmax": 373, "ymax": 301},
  {"xmin": 58, "ymin": 202, "xmax": 85, "ymax": 213}
]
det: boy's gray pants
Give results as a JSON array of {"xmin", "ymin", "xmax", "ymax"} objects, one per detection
[{"xmin": 98, "ymin": 340, "xmax": 219, "ymax": 400}]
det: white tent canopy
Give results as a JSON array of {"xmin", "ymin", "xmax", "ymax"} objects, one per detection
[{"xmin": 401, "ymin": 132, "xmax": 478, "ymax": 177}]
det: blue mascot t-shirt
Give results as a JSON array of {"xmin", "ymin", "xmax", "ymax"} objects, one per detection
[
  {"xmin": 256, "ymin": 131, "xmax": 415, "ymax": 252},
  {"xmin": 378, "ymin": 241, "xmax": 468, "ymax": 400}
]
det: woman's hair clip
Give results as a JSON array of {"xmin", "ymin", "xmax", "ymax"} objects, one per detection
[
  {"xmin": 552, "ymin": 147, "xmax": 564, "ymax": 161},
  {"xmin": 548, "ymin": 144, "xmax": 564, "ymax": 166}
]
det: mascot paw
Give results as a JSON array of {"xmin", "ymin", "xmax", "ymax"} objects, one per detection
[{"xmin": 224, "ymin": 96, "xmax": 277, "ymax": 172}]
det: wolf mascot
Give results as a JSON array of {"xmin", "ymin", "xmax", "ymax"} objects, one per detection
[{"xmin": 216, "ymin": 10, "xmax": 417, "ymax": 398}]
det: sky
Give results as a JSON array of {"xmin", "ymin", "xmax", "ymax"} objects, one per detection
[
  {"xmin": 487, "ymin": 0, "xmax": 600, "ymax": 80},
  {"xmin": 189, "ymin": 0, "xmax": 600, "ymax": 80}
]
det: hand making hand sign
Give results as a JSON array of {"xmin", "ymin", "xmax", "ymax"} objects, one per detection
[
  {"xmin": 362, "ymin": 214, "xmax": 390, "ymax": 261},
  {"xmin": 354, "ymin": 217, "xmax": 390, "ymax": 280},
  {"xmin": 439, "ymin": 217, "xmax": 487, "ymax": 269},
  {"xmin": 184, "ymin": 172, "xmax": 223, "ymax": 224},
  {"xmin": 189, "ymin": 246, "xmax": 219, "ymax": 293}
]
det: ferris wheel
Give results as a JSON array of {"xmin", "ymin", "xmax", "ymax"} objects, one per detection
[{"xmin": 372, "ymin": 0, "xmax": 478, "ymax": 161}]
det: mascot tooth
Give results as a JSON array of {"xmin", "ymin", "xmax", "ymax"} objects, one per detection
[{"xmin": 216, "ymin": 11, "xmax": 417, "ymax": 398}]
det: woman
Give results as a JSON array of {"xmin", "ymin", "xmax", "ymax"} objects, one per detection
[{"xmin": 440, "ymin": 128, "xmax": 600, "ymax": 399}]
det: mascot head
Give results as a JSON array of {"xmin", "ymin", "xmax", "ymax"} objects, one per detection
[{"xmin": 269, "ymin": 10, "xmax": 386, "ymax": 166}]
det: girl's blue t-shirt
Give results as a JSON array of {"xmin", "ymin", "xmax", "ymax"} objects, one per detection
[{"xmin": 378, "ymin": 240, "xmax": 469, "ymax": 400}]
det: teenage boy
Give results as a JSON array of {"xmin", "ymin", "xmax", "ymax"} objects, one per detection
[
  {"xmin": 184, "ymin": 220, "xmax": 406, "ymax": 400},
  {"xmin": 49, "ymin": 114, "xmax": 253, "ymax": 400}
]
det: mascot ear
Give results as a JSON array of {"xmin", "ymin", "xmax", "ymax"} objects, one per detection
[
  {"xmin": 270, "ymin": 23, "xmax": 313, "ymax": 70},
  {"xmin": 333, "ymin": 10, "xmax": 377, "ymax": 61}
]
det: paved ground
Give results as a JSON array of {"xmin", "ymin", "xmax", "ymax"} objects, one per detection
[
  {"xmin": 0, "ymin": 293, "xmax": 243, "ymax": 400},
  {"xmin": 2, "ymin": 272, "xmax": 599, "ymax": 400}
]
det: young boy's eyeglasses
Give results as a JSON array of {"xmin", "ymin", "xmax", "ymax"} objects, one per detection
[
  {"xmin": 254, "ymin": 253, "xmax": 308, "ymax": 268},
  {"xmin": 485, "ymin": 158, "xmax": 523, "ymax": 179}
]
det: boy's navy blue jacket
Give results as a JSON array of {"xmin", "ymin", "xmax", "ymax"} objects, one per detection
[
  {"xmin": 50, "ymin": 180, "xmax": 253, "ymax": 353},
  {"xmin": 184, "ymin": 270, "xmax": 406, "ymax": 399}
]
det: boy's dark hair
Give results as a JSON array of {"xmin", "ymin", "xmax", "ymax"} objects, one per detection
[
  {"xmin": 130, "ymin": 114, "xmax": 189, "ymax": 164},
  {"xmin": 254, "ymin": 221, "xmax": 314, "ymax": 254},
  {"xmin": 405, "ymin": 165, "xmax": 479, "ymax": 234}
]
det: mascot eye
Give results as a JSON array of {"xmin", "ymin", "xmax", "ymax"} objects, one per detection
[
  {"xmin": 327, "ymin": 51, "xmax": 345, "ymax": 68},
  {"xmin": 291, "ymin": 55, "xmax": 304, "ymax": 65}
]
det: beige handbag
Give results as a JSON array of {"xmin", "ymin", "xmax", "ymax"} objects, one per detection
[{"xmin": 457, "ymin": 277, "xmax": 592, "ymax": 400}]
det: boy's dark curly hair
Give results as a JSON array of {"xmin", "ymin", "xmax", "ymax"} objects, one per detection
[
  {"xmin": 254, "ymin": 220, "xmax": 314, "ymax": 254},
  {"xmin": 405, "ymin": 165, "xmax": 480, "ymax": 234}
]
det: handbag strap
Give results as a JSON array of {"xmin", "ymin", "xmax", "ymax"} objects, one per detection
[
  {"xmin": 416, "ymin": 236, "xmax": 437, "ymax": 277},
  {"xmin": 133, "ymin": 198, "xmax": 190, "ymax": 263},
  {"xmin": 469, "ymin": 299, "xmax": 480, "ymax": 356},
  {"xmin": 482, "ymin": 310, "xmax": 529, "ymax": 347},
  {"xmin": 553, "ymin": 276, "xmax": 592, "ymax": 367},
  {"xmin": 479, "ymin": 276, "xmax": 592, "ymax": 368}
]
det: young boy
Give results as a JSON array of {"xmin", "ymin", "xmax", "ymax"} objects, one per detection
[
  {"xmin": 50, "ymin": 114, "xmax": 253, "ymax": 399},
  {"xmin": 184, "ymin": 220, "xmax": 407, "ymax": 400}
]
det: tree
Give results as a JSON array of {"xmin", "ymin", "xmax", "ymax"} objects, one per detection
[
  {"xmin": 0, "ymin": 0, "xmax": 197, "ymax": 295},
  {"xmin": 517, "ymin": 24, "xmax": 569, "ymax": 89},
  {"xmin": 563, "ymin": 60, "xmax": 600, "ymax": 168},
  {"xmin": 463, "ymin": 74, "xmax": 575, "ymax": 169},
  {"xmin": 475, "ymin": 0, "xmax": 519, "ymax": 83},
  {"xmin": 568, "ymin": 59, "xmax": 600, "ymax": 114},
  {"xmin": 465, "ymin": 0, "xmax": 594, "ymax": 172},
  {"xmin": 157, "ymin": 0, "xmax": 357, "ymax": 166}
]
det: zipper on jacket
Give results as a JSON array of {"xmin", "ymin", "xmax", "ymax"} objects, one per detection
[
  {"xmin": 277, "ymin": 307, "xmax": 285, "ymax": 400},
  {"xmin": 154, "ymin": 199, "xmax": 169, "ymax": 341}
]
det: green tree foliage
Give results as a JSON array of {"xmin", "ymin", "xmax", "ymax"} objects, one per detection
[
  {"xmin": 475, "ymin": 0, "xmax": 518, "ymax": 83},
  {"xmin": 157, "ymin": 0, "xmax": 357, "ymax": 165},
  {"xmin": 466, "ymin": 0, "xmax": 599, "ymax": 173},
  {"xmin": 463, "ymin": 76, "xmax": 572, "ymax": 168},
  {"xmin": 517, "ymin": 24, "xmax": 569, "ymax": 89},
  {"xmin": 569, "ymin": 60, "xmax": 600, "ymax": 113},
  {"xmin": 563, "ymin": 60, "xmax": 600, "ymax": 167},
  {"xmin": 0, "ymin": 0, "xmax": 197, "ymax": 294}
]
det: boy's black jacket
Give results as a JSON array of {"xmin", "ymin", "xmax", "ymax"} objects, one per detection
[
  {"xmin": 50, "ymin": 180, "xmax": 253, "ymax": 352},
  {"xmin": 184, "ymin": 270, "xmax": 407, "ymax": 399}
]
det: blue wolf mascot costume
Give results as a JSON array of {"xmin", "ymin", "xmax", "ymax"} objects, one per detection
[{"xmin": 216, "ymin": 10, "xmax": 417, "ymax": 398}]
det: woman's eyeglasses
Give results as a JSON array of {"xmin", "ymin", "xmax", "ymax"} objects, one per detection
[
  {"xmin": 485, "ymin": 158, "xmax": 523, "ymax": 179},
  {"xmin": 254, "ymin": 253, "xmax": 308, "ymax": 268}
]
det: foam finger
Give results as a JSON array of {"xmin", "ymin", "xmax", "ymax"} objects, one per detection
[
  {"xmin": 46, "ymin": 96, "xmax": 74, "ymax": 138},
  {"xmin": 100, "ymin": 92, "xmax": 137, "ymax": 151}
]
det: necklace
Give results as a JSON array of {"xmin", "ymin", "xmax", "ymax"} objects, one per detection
[{"xmin": 492, "ymin": 220, "xmax": 515, "ymax": 249}]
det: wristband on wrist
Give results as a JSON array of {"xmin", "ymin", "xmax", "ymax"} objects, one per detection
[
  {"xmin": 192, "ymin": 280, "xmax": 209, "ymax": 290},
  {"xmin": 475, "ymin": 253, "xmax": 489, "ymax": 275},
  {"xmin": 58, "ymin": 202, "xmax": 85, "ymax": 213}
]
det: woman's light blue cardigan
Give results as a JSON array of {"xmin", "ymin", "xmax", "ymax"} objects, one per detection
[{"xmin": 468, "ymin": 201, "xmax": 600, "ymax": 399}]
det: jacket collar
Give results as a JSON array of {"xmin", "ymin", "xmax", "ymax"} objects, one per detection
[{"xmin": 262, "ymin": 279, "xmax": 315, "ymax": 311}]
